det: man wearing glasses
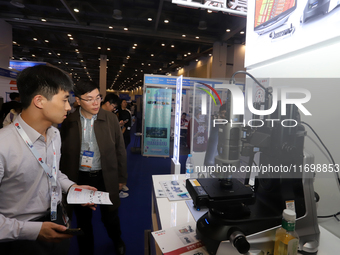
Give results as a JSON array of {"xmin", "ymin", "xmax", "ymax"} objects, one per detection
[{"xmin": 60, "ymin": 81, "xmax": 127, "ymax": 255}]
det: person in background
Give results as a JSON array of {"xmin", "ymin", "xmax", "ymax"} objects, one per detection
[
  {"xmin": 0, "ymin": 65, "xmax": 96, "ymax": 255},
  {"xmin": 119, "ymin": 99, "xmax": 132, "ymax": 149},
  {"xmin": 181, "ymin": 112, "xmax": 188, "ymax": 128},
  {"xmin": 60, "ymin": 81, "xmax": 128, "ymax": 255},
  {"xmin": 180, "ymin": 112, "xmax": 189, "ymax": 146},
  {"xmin": 2, "ymin": 102, "xmax": 22, "ymax": 127},
  {"xmin": 101, "ymin": 94, "xmax": 129, "ymax": 198},
  {"xmin": 0, "ymin": 92, "xmax": 21, "ymax": 128}
]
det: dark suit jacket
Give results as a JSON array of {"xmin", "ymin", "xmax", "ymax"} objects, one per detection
[{"xmin": 60, "ymin": 108, "xmax": 127, "ymax": 210}]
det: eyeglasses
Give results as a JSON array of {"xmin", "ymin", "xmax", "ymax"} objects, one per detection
[{"xmin": 79, "ymin": 96, "xmax": 102, "ymax": 104}]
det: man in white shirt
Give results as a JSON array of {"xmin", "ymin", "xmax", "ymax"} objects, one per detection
[{"xmin": 0, "ymin": 65, "xmax": 96, "ymax": 255}]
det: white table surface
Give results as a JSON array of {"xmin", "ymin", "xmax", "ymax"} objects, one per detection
[{"xmin": 152, "ymin": 174, "xmax": 340, "ymax": 254}]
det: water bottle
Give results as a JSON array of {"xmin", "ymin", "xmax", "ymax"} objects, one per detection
[
  {"xmin": 274, "ymin": 209, "xmax": 299, "ymax": 255},
  {"xmin": 186, "ymin": 154, "xmax": 195, "ymax": 178}
]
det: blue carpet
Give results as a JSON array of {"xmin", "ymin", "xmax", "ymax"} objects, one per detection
[{"xmin": 68, "ymin": 125, "xmax": 188, "ymax": 255}]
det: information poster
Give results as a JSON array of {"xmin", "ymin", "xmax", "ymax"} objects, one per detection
[
  {"xmin": 143, "ymin": 88, "xmax": 172, "ymax": 157},
  {"xmin": 151, "ymin": 222, "xmax": 207, "ymax": 255},
  {"xmin": 0, "ymin": 68, "xmax": 18, "ymax": 102},
  {"xmin": 245, "ymin": 0, "xmax": 340, "ymax": 67}
]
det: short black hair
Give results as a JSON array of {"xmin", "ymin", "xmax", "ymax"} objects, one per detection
[
  {"xmin": 219, "ymin": 103, "xmax": 227, "ymax": 112},
  {"xmin": 103, "ymin": 93, "xmax": 121, "ymax": 105},
  {"xmin": 73, "ymin": 81, "xmax": 99, "ymax": 97},
  {"xmin": 17, "ymin": 65, "xmax": 73, "ymax": 109},
  {"xmin": 9, "ymin": 92, "xmax": 20, "ymax": 101}
]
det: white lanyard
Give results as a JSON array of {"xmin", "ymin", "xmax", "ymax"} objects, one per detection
[
  {"xmin": 14, "ymin": 121, "xmax": 58, "ymax": 221},
  {"xmin": 83, "ymin": 117, "xmax": 95, "ymax": 150}
]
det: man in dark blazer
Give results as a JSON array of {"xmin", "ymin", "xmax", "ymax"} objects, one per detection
[{"xmin": 60, "ymin": 81, "xmax": 127, "ymax": 255}]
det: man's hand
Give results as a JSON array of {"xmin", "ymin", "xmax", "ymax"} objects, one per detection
[
  {"xmin": 37, "ymin": 222, "xmax": 72, "ymax": 243},
  {"xmin": 69, "ymin": 184, "xmax": 98, "ymax": 211},
  {"xmin": 119, "ymin": 120, "xmax": 124, "ymax": 127}
]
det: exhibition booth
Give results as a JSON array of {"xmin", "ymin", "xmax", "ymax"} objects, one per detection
[{"xmin": 1, "ymin": 0, "xmax": 340, "ymax": 255}]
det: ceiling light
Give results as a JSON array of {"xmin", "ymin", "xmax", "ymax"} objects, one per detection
[
  {"xmin": 148, "ymin": 64, "xmax": 151, "ymax": 66},
  {"xmin": 107, "ymin": 48, "xmax": 111, "ymax": 50},
  {"xmin": 196, "ymin": 36, "xmax": 199, "ymax": 39},
  {"xmin": 226, "ymin": 29, "xmax": 231, "ymax": 32},
  {"xmin": 132, "ymin": 46, "xmax": 136, "ymax": 49},
  {"xmin": 240, "ymin": 31, "xmax": 245, "ymax": 34},
  {"xmin": 109, "ymin": 26, "xmax": 113, "ymax": 29},
  {"xmin": 196, "ymin": 59, "xmax": 198, "ymax": 62},
  {"xmin": 124, "ymin": 27, "xmax": 128, "ymax": 31},
  {"xmin": 69, "ymin": 37, "xmax": 74, "ymax": 40},
  {"xmin": 48, "ymin": 52, "xmax": 52, "ymax": 55},
  {"xmin": 57, "ymin": 53, "xmax": 60, "ymax": 56},
  {"xmin": 141, "ymin": 63, "xmax": 144, "ymax": 65},
  {"xmin": 41, "ymin": 18, "xmax": 47, "ymax": 22},
  {"xmin": 151, "ymin": 54, "xmax": 154, "ymax": 57},
  {"xmin": 73, "ymin": 8, "xmax": 79, "ymax": 13},
  {"xmin": 67, "ymin": 34, "xmax": 72, "ymax": 37},
  {"xmin": 32, "ymin": 54, "xmax": 35, "ymax": 57},
  {"xmin": 45, "ymin": 40, "xmax": 49, "ymax": 43},
  {"xmin": 164, "ymin": 20, "xmax": 169, "ymax": 23},
  {"xmin": 113, "ymin": 9, "xmax": 123, "ymax": 20},
  {"xmin": 207, "ymin": 10, "xmax": 212, "ymax": 13},
  {"xmin": 148, "ymin": 18, "xmax": 152, "ymax": 21},
  {"xmin": 161, "ymin": 43, "xmax": 165, "ymax": 46},
  {"xmin": 65, "ymin": 62, "xmax": 68, "ymax": 64},
  {"xmin": 184, "ymin": 54, "xmax": 187, "ymax": 57},
  {"xmin": 134, "ymin": 44, "xmax": 137, "ymax": 46},
  {"xmin": 188, "ymin": 52, "xmax": 191, "ymax": 55},
  {"xmin": 209, "ymin": 54, "xmax": 212, "ymax": 56},
  {"xmin": 171, "ymin": 45, "xmax": 174, "ymax": 48},
  {"xmin": 98, "ymin": 47, "xmax": 101, "ymax": 49},
  {"xmin": 33, "ymin": 38, "xmax": 37, "ymax": 41},
  {"xmin": 182, "ymin": 34, "xmax": 186, "ymax": 37}
]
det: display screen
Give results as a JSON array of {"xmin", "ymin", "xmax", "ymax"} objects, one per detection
[{"xmin": 254, "ymin": 0, "xmax": 296, "ymax": 29}]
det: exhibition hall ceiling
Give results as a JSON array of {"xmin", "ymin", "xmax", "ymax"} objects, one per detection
[{"xmin": 0, "ymin": 0, "xmax": 246, "ymax": 90}]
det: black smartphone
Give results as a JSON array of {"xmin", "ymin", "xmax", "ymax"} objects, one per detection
[{"xmin": 62, "ymin": 228, "xmax": 84, "ymax": 236}]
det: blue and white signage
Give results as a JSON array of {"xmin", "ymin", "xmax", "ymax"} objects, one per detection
[{"xmin": 172, "ymin": 75, "xmax": 183, "ymax": 164}]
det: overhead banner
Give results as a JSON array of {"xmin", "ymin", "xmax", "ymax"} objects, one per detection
[
  {"xmin": 172, "ymin": 0, "xmax": 247, "ymax": 16},
  {"xmin": 143, "ymin": 88, "xmax": 172, "ymax": 157}
]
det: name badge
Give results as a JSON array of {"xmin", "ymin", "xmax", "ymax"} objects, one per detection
[{"xmin": 81, "ymin": 150, "xmax": 94, "ymax": 168}]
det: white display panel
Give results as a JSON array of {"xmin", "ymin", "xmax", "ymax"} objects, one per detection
[
  {"xmin": 172, "ymin": 0, "xmax": 247, "ymax": 16},
  {"xmin": 245, "ymin": 0, "xmax": 340, "ymax": 68}
]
